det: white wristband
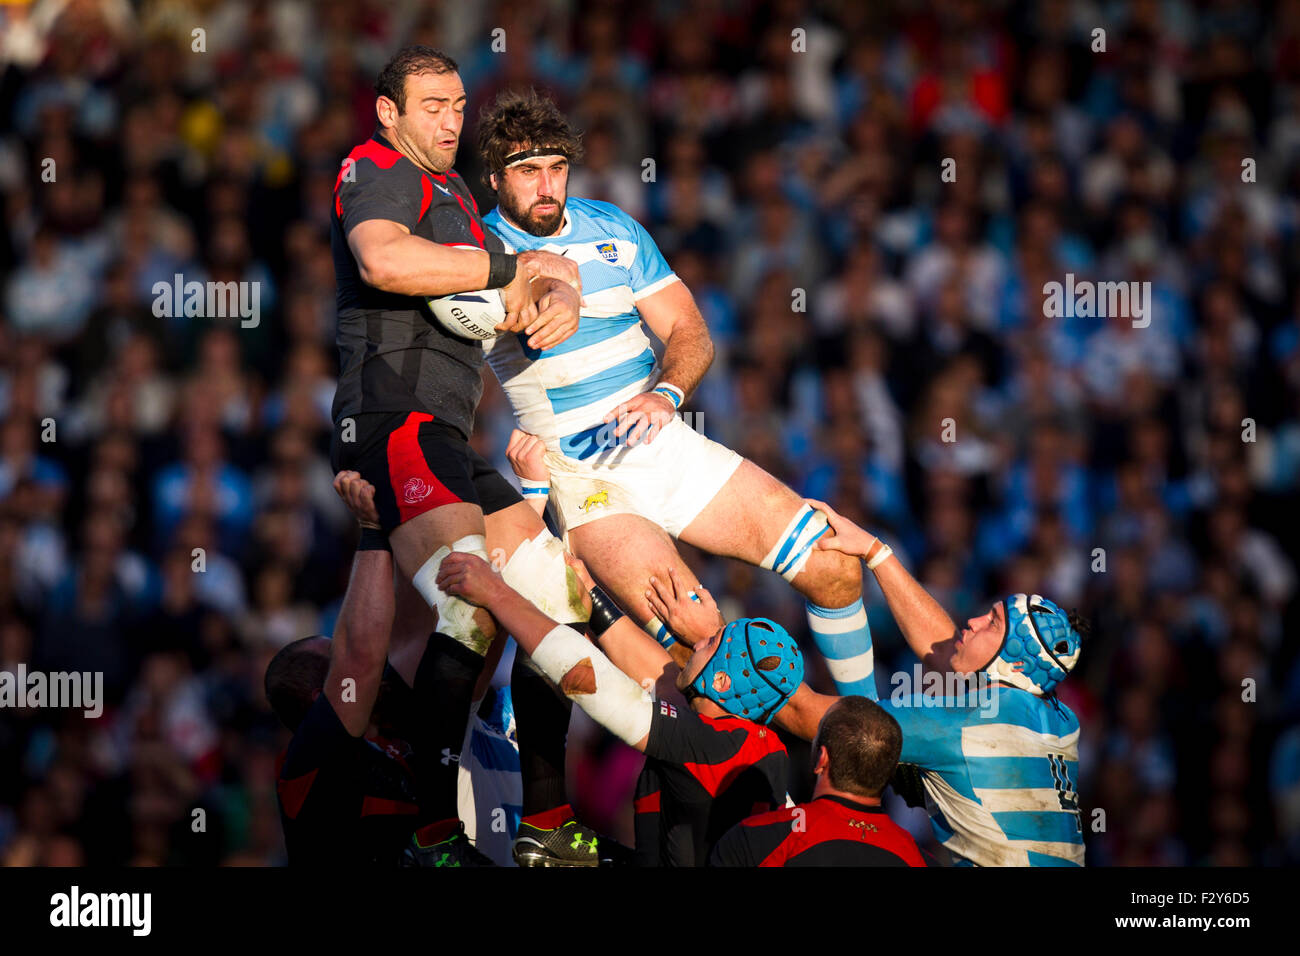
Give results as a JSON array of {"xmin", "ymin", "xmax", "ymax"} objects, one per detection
[
  {"xmin": 519, "ymin": 478, "xmax": 550, "ymax": 499},
  {"xmin": 652, "ymin": 383, "xmax": 684, "ymax": 409},
  {"xmin": 865, "ymin": 541, "xmax": 894, "ymax": 570}
]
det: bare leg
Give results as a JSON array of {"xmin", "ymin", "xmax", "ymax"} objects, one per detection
[{"xmin": 678, "ymin": 460, "xmax": 861, "ymax": 607}]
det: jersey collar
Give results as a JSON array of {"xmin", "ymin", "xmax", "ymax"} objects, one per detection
[{"xmin": 817, "ymin": 793, "xmax": 886, "ymax": 813}]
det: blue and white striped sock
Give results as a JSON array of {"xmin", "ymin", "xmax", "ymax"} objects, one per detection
[{"xmin": 805, "ymin": 597, "xmax": 877, "ymax": 700}]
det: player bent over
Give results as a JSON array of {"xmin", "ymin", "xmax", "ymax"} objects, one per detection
[
  {"xmin": 436, "ymin": 550, "xmax": 801, "ymax": 867},
  {"xmin": 476, "ymin": 91, "xmax": 875, "ymax": 703},
  {"xmin": 646, "ymin": 500, "xmax": 1088, "ymax": 867},
  {"xmin": 709, "ymin": 696, "xmax": 927, "ymax": 867}
]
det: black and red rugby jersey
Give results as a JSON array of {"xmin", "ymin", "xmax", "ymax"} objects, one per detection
[
  {"xmin": 330, "ymin": 130, "xmax": 509, "ymax": 440},
  {"xmin": 637, "ymin": 698, "xmax": 789, "ymax": 867},
  {"xmin": 708, "ymin": 793, "xmax": 928, "ymax": 867},
  {"xmin": 275, "ymin": 692, "xmax": 422, "ymax": 866}
]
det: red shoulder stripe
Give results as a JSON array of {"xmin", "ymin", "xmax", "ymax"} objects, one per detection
[
  {"xmin": 333, "ymin": 137, "xmax": 405, "ymax": 219},
  {"xmin": 277, "ymin": 767, "xmax": 319, "ymax": 821},
  {"xmin": 418, "ymin": 175, "xmax": 433, "ymax": 221}
]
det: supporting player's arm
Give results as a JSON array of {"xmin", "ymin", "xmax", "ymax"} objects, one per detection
[
  {"xmin": 565, "ymin": 554, "xmax": 683, "ymax": 700},
  {"xmin": 605, "ymin": 280, "xmax": 714, "ymax": 446},
  {"xmin": 325, "ymin": 471, "xmax": 397, "ymax": 736},
  {"xmin": 505, "ymin": 428, "xmax": 551, "ymax": 518},
  {"xmin": 348, "ymin": 218, "xmax": 581, "ymax": 313},
  {"xmin": 436, "ymin": 553, "xmax": 654, "ymax": 751},
  {"xmin": 810, "ymin": 498, "xmax": 958, "ymax": 672}
]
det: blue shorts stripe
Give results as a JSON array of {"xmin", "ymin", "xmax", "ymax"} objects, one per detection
[{"xmin": 558, "ymin": 422, "xmax": 614, "ymax": 460}]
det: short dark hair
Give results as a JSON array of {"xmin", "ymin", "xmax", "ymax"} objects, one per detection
[
  {"xmin": 476, "ymin": 88, "xmax": 584, "ymax": 187},
  {"xmin": 264, "ymin": 636, "xmax": 330, "ymax": 730},
  {"xmin": 814, "ymin": 696, "xmax": 903, "ymax": 798},
  {"xmin": 376, "ymin": 46, "xmax": 459, "ymax": 114}
]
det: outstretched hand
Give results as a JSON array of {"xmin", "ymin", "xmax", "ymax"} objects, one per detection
[
  {"xmin": 806, "ymin": 498, "xmax": 879, "ymax": 559},
  {"xmin": 645, "ymin": 567, "xmax": 724, "ymax": 648}
]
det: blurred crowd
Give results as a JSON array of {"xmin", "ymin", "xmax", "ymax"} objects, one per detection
[{"xmin": 0, "ymin": 0, "xmax": 1297, "ymax": 866}]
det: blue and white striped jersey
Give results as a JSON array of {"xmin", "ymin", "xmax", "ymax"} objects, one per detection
[
  {"xmin": 850, "ymin": 645, "xmax": 1085, "ymax": 866},
  {"xmin": 482, "ymin": 197, "xmax": 678, "ymax": 461},
  {"xmin": 884, "ymin": 686, "xmax": 1084, "ymax": 867}
]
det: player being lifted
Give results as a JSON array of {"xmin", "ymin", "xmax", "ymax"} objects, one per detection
[
  {"xmin": 330, "ymin": 46, "xmax": 613, "ymax": 863},
  {"xmin": 476, "ymin": 90, "xmax": 877, "ymax": 704},
  {"xmin": 644, "ymin": 500, "xmax": 1089, "ymax": 867}
]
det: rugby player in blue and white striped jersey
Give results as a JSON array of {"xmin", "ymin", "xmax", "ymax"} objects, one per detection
[
  {"xmin": 645, "ymin": 498, "xmax": 1088, "ymax": 867},
  {"xmin": 475, "ymin": 89, "xmax": 874, "ymax": 701}
]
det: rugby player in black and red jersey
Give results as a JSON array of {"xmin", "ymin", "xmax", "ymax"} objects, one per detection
[
  {"xmin": 329, "ymin": 46, "xmax": 597, "ymax": 862},
  {"xmin": 433, "ymin": 549, "xmax": 798, "ymax": 868},
  {"xmin": 709, "ymin": 696, "xmax": 927, "ymax": 867},
  {"xmin": 267, "ymin": 472, "xmax": 495, "ymax": 866}
]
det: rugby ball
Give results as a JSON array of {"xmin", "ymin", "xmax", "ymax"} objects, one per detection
[{"xmin": 427, "ymin": 288, "xmax": 506, "ymax": 340}]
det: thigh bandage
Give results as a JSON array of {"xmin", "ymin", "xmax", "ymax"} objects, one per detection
[
  {"xmin": 760, "ymin": 505, "xmax": 830, "ymax": 582},
  {"xmin": 412, "ymin": 534, "xmax": 493, "ymax": 656},
  {"xmin": 499, "ymin": 529, "xmax": 590, "ymax": 625}
]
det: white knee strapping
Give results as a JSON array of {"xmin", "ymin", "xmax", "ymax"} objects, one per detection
[
  {"xmin": 412, "ymin": 534, "xmax": 492, "ymax": 655},
  {"xmin": 500, "ymin": 529, "xmax": 589, "ymax": 625},
  {"xmin": 760, "ymin": 505, "xmax": 830, "ymax": 583},
  {"xmin": 530, "ymin": 624, "xmax": 653, "ymax": 746}
]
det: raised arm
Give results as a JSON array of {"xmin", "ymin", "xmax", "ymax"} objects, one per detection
[
  {"xmin": 809, "ymin": 498, "xmax": 959, "ymax": 672},
  {"xmin": 566, "ymin": 554, "xmax": 682, "ymax": 700},
  {"xmin": 436, "ymin": 552, "xmax": 654, "ymax": 752},
  {"xmin": 505, "ymin": 428, "xmax": 551, "ymax": 519},
  {"xmin": 324, "ymin": 471, "xmax": 397, "ymax": 736}
]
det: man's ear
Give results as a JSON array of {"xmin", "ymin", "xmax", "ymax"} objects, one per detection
[
  {"xmin": 813, "ymin": 745, "xmax": 829, "ymax": 776},
  {"xmin": 489, "ymin": 172, "xmax": 498, "ymax": 192},
  {"xmin": 310, "ymin": 687, "xmax": 322, "ymax": 702},
  {"xmin": 712, "ymin": 671, "xmax": 731, "ymax": 694}
]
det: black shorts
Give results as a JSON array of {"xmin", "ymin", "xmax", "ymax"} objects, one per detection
[{"xmin": 330, "ymin": 412, "xmax": 522, "ymax": 531}]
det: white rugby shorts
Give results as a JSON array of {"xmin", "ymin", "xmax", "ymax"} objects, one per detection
[{"xmin": 546, "ymin": 416, "xmax": 742, "ymax": 537}]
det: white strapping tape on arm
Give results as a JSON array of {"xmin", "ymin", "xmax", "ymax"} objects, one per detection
[
  {"xmin": 530, "ymin": 624, "xmax": 653, "ymax": 746},
  {"xmin": 500, "ymin": 529, "xmax": 589, "ymax": 625},
  {"xmin": 412, "ymin": 534, "xmax": 492, "ymax": 656}
]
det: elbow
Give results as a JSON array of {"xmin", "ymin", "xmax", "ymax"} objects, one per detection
[
  {"xmin": 332, "ymin": 630, "xmax": 389, "ymax": 680},
  {"xmin": 358, "ymin": 258, "xmax": 391, "ymax": 292}
]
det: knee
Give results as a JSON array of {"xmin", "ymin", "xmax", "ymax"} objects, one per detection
[{"xmin": 799, "ymin": 548, "xmax": 862, "ymax": 608}]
